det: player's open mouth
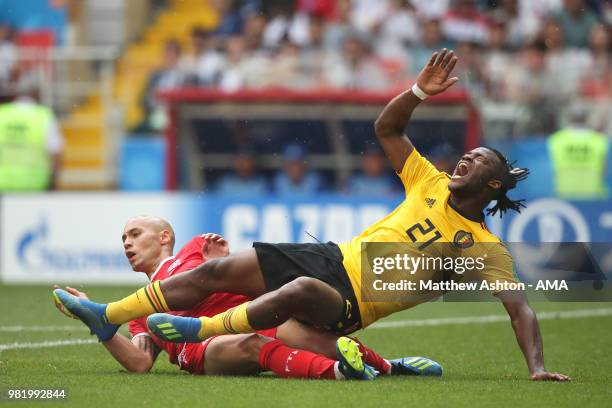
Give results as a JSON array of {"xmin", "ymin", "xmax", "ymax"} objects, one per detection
[
  {"xmin": 451, "ymin": 162, "xmax": 469, "ymax": 179},
  {"xmin": 126, "ymin": 251, "xmax": 136, "ymax": 261}
]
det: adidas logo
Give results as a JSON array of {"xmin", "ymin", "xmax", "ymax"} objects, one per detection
[
  {"xmin": 425, "ymin": 198, "xmax": 436, "ymax": 208},
  {"xmin": 156, "ymin": 322, "xmax": 183, "ymax": 340}
]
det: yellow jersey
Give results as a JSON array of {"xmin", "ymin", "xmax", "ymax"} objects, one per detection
[{"xmin": 338, "ymin": 149, "xmax": 516, "ymax": 328}]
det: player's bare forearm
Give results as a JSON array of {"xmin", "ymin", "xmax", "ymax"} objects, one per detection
[
  {"xmin": 373, "ymin": 91, "xmax": 420, "ymax": 172},
  {"xmin": 374, "ymin": 89, "xmax": 422, "ymax": 140},
  {"xmin": 374, "ymin": 49, "xmax": 459, "ymax": 173},
  {"xmin": 102, "ymin": 334, "xmax": 159, "ymax": 373},
  {"xmin": 508, "ymin": 303, "xmax": 545, "ymax": 374},
  {"xmin": 499, "ymin": 291, "xmax": 570, "ymax": 381}
]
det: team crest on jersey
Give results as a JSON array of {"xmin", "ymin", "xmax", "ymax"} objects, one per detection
[
  {"xmin": 425, "ymin": 198, "xmax": 436, "ymax": 208},
  {"xmin": 453, "ymin": 230, "xmax": 474, "ymax": 248}
]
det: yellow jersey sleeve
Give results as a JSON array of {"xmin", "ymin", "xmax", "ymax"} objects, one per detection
[
  {"xmin": 398, "ymin": 149, "xmax": 443, "ymax": 195},
  {"xmin": 477, "ymin": 244, "xmax": 517, "ymax": 292}
]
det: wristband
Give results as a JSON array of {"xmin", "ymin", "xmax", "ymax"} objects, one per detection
[{"xmin": 411, "ymin": 83, "xmax": 429, "ymax": 100}]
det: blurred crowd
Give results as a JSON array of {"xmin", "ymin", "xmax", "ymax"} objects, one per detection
[
  {"xmin": 0, "ymin": 24, "xmax": 17, "ymax": 94},
  {"xmin": 0, "ymin": 23, "xmax": 47, "ymax": 98},
  {"xmin": 141, "ymin": 0, "xmax": 612, "ymax": 134},
  {"xmin": 0, "ymin": 0, "xmax": 608, "ymax": 196}
]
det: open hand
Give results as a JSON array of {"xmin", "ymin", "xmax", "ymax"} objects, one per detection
[
  {"xmin": 53, "ymin": 284, "xmax": 89, "ymax": 300},
  {"xmin": 416, "ymin": 48, "xmax": 459, "ymax": 96},
  {"xmin": 202, "ymin": 233, "xmax": 229, "ymax": 259},
  {"xmin": 52, "ymin": 285, "xmax": 89, "ymax": 319},
  {"xmin": 530, "ymin": 371, "xmax": 571, "ymax": 382}
]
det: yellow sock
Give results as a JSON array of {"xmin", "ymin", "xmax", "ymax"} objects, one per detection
[
  {"xmin": 197, "ymin": 301, "xmax": 254, "ymax": 338},
  {"xmin": 106, "ymin": 281, "xmax": 169, "ymax": 324}
]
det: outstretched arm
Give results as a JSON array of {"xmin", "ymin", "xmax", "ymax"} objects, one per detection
[
  {"xmin": 53, "ymin": 285, "xmax": 160, "ymax": 373},
  {"xmin": 102, "ymin": 333, "xmax": 161, "ymax": 373},
  {"xmin": 374, "ymin": 48, "xmax": 459, "ymax": 172},
  {"xmin": 497, "ymin": 290, "xmax": 570, "ymax": 381}
]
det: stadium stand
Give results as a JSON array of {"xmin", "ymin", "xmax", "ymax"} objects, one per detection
[{"xmin": 0, "ymin": 0, "xmax": 609, "ymax": 193}]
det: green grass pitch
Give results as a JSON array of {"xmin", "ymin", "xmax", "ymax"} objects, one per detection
[{"xmin": 1, "ymin": 285, "xmax": 611, "ymax": 407}]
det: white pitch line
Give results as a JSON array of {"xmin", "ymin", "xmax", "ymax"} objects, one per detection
[
  {"xmin": 0, "ymin": 339, "xmax": 97, "ymax": 352},
  {"xmin": 1, "ymin": 308, "xmax": 611, "ymax": 352},
  {"xmin": 0, "ymin": 325, "xmax": 87, "ymax": 332},
  {"xmin": 370, "ymin": 307, "xmax": 612, "ymax": 329}
]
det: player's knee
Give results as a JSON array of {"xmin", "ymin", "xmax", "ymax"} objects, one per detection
[
  {"xmin": 236, "ymin": 334, "xmax": 271, "ymax": 360},
  {"xmin": 278, "ymin": 277, "xmax": 320, "ymax": 305}
]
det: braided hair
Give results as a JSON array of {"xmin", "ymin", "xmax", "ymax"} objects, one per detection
[{"xmin": 483, "ymin": 147, "xmax": 530, "ymax": 218}]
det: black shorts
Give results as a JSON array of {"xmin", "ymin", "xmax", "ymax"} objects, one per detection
[{"xmin": 253, "ymin": 241, "xmax": 362, "ymax": 335}]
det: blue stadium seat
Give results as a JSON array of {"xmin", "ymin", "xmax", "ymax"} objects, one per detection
[{"xmin": 119, "ymin": 136, "xmax": 166, "ymax": 191}]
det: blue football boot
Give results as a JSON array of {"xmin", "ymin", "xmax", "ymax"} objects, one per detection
[
  {"xmin": 147, "ymin": 313, "xmax": 203, "ymax": 343},
  {"xmin": 52, "ymin": 289, "xmax": 119, "ymax": 342},
  {"xmin": 389, "ymin": 356, "xmax": 443, "ymax": 376}
]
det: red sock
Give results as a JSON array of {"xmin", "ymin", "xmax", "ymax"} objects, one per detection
[
  {"xmin": 356, "ymin": 342, "xmax": 391, "ymax": 375},
  {"xmin": 258, "ymin": 340, "xmax": 338, "ymax": 380}
]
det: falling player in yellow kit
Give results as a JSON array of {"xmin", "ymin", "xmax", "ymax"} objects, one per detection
[{"xmin": 54, "ymin": 49, "xmax": 570, "ymax": 381}]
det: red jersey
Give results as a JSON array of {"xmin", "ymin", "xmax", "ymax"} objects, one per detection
[{"xmin": 128, "ymin": 235, "xmax": 251, "ymax": 374}]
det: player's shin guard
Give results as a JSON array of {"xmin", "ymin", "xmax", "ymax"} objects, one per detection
[
  {"xmin": 106, "ymin": 281, "xmax": 169, "ymax": 324},
  {"xmin": 198, "ymin": 301, "xmax": 255, "ymax": 339},
  {"xmin": 258, "ymin": 339, "xmax": 338, "ymax": 380}
]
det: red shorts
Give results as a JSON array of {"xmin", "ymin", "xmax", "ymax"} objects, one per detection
[{"xmin": 197, "ymin": 328, "xmax": 279, "ymax": 375}]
